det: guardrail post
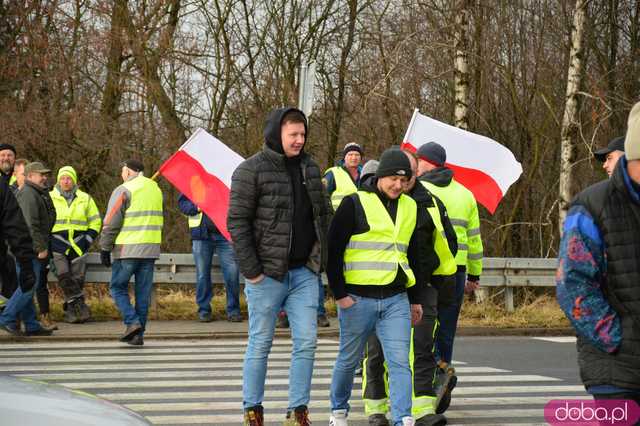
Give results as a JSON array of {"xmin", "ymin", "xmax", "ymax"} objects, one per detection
[{"xmin": 505, "ymin": 287, "xmax": 514, "ymax": 312}]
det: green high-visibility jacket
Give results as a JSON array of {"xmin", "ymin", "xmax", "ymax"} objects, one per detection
[{"xmin": 422, "ymin": 178, "xmax": 483, "ymax": 276}]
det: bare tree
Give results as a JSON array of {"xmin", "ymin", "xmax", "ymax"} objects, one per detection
[
  {"xmin": 453, "ymin": 0, "xmax": 470, "ymax": 130},
  {"xmin": 559, "ymin": 0, "xmax": 587, "ymax": 230}
]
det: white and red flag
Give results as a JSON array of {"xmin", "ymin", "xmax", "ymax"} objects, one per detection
[
  {"xmin": 159, "ymin": 128, "xmax": 243, "ymax": 241},
  {"xmin": 401, "ymin": 109, "xmax": 522, "ymax": 214}
]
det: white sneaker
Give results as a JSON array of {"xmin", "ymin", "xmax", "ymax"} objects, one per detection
[
  {"xmin": 401, "ymin": 416, "xmax": 415, "ymax": 426},
  {"xmin": 329, "ymin": 409, "xmax": 348, "ymax": 426}
]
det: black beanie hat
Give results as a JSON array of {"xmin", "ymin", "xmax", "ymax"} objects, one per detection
[
  {"xmin": 376, "ymin": 148, "xmax": 412, "ymax": 179},
  {"xmin": 343, "ymin": 142, "xmax": 363, "ymax": 158},
  {"xmin": 0, "ymin": 144, "xmax": 16, "ymax": 155}
]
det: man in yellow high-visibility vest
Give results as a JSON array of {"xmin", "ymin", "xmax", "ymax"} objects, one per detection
[
  {"xmin": 324, "ymin": 142, "xmax": 363, "ymax": 211},
  {"xmin": 100, "ymin": 159, "xmax": 163, "ymax": 346},
  {"xmin": 50, "ymin": 166, "xmax": 102, "ymax": 324},
  {"xmin": 416, "ymin": 142, "xmax": 483, "ymax": 394},
  {"xmin": 328, "ymin": 148, "xmax": 424, "ymax": 426},
  {"xmin": 361, "ymin": 151, "xmax": 457, "ymax": 426}
]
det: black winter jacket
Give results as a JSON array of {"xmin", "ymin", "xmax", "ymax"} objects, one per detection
[
  {"xmin": 227, "ymin": 108, "xmax": 331, "ymax": 281},
  {"xmin": 0, "ymin": 180, "xmax": 36, "ymax": 290}
]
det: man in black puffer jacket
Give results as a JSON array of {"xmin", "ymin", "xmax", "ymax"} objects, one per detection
[{"xmin": 228, "ymin": 107, "xmax": 331, "ymax": 426}]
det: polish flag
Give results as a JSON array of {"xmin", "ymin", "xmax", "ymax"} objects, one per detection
[
  {"xmin": 401, "ymin": 109, "xmax": 522, "ymax": 214},
  {"xmin": 159, "ymin": 128, "xmax": 244, "ymax": 241}
]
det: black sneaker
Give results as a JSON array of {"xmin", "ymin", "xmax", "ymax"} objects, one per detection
[
  {"xmin": 368, "ymin": 413, "xmax": 390, "ymax": 426},
  {"xmin": 127, "ymin": 334, "xmax": 144, "ymax": 346},
  {"xmin": 317, "ymin": 314, "xmax": 330, "ymax": 327},
  {"xmin": 0, "ymin": 322, "xmax": 22, "ymax": 336},
  {"xmin": 227, "ymin": 314, "xmax": 243, "ymax": 322},
  {"xmin": 199, "ymin": 312, "xmax": 213, "ymax": 322},
  {"xmin": 24, "ymin": 327, "xmax": 54, "ymax": 336},
  {"xmin": 119, "ymin": 323, "xmax": 142, "ymax": 342},
  {"xmin": 415, "ymin": 413, "xmax": 447, "ymax": 426}
]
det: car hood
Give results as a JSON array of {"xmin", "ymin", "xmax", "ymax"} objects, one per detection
[{"xmin": 0, "ymin": 375, "xmax": 151, "ymax": 425}]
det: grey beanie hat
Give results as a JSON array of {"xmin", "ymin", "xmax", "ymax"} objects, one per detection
[{"xmin": 360, "ymin": 159, "xmax": 379, "ymax": 179}]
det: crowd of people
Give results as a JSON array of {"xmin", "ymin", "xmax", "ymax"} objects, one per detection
[{"xmin": 0, "ymin": 102, "xmax": 638, "ymax": 426}]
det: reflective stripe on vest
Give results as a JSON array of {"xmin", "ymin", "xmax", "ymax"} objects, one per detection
[
  {"xmin": 420, "ymin": 182, "xmax": 457, "ymax": 276},
  {"xmin": 188, "ymin": 212, "xmax": 203, "ymax": 229},
  {"xmin": 344, "ymin": 191, "xmax": 416, "ymax": 287},
  {"xmin": 9, "ymin": 175, "xmax": 16, "ymax": 186},
  {"xmin": 422, "ymin": 179, "xmax": 474, "ymax": 266},
  {"xmin": 115, "ymin": 176, "xmax": 163, "ymax": 245},
  {"xmin": 326, "ymin": 166, "xmax": 358, "ymax": 210},
  {"xmin": 50, "ymin": 188, "xmax": 102, "ymax": 256}
]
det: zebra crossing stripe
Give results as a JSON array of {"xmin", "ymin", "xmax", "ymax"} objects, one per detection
[
  {"xmin": 95, "ymin": 385, "xmax": 586, "ymax": 402},
  {"xmin": 145, "ymin": 409, "xmax": 546, "ymax": 425},
  {"xmin": 125, "ymin": 395, "xmax": 591, "ymax": 412},
  {"xmin": 14, "ymin": 366, "xmax": 507, "ymax": 381}
]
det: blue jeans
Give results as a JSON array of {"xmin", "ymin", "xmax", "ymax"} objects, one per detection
[
  {"xmin": 192, "ymin": 235, "xmax": 240, "ymax": 317},
  {"xmin": 330, "ymin": 292, "xmax": 412, "ymax": 426},
  {"xmin": 0, "ymin": 259, "xmax": 43, "ymax": 332},
  {"xmin": 243, "ymin": 267, "xmax": 319, "ymax": 410},
  {"xmin": 318, "ymin": 275, "xmax": 326, "ymax": 316},
  {"xmin": 435, "ymin": 270, "xmax": 466, "ymax": 363},
  {"xmin": 109, "ymin": 259, "xmax": 155, "ymax": 336}
]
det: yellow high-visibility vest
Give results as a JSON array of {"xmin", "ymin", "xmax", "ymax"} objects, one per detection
[
  {"xmin": 344, "ymin": 191, "xmax": 416, "ymax": 287},
  {"xmin": 115, "ymin": 176, "xmax": 163, "ymax": 245},
  {"xmin": 325, "ymin": 166, "xmax": 358, "ymax": 210},
  {"xmin": 420, "ymin": 182, "xmax": 457, "ymax": 276},
  {"xmin": 421, "ymin": 178, "xmax": 483, "ymax": 276},
  {"xmin": 50, "ymin": 187, "xmax": 102, "ymax": 256}
]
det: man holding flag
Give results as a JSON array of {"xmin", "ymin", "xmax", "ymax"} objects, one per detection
[{"xmin": 100, "ymin": 160, "xmax": 163, "ymax": 347}]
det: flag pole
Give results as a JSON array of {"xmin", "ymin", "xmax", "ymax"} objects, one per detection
[{"xmin": 402, "ymin": 108, "xmax": 419, "ymax": 144}]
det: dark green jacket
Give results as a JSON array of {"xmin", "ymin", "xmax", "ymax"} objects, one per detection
[{"xmin": 16, "ymin": 181, "xmax": 56, "ymax": 253}]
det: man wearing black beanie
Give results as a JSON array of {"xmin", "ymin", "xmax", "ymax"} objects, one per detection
[
  {"xmin": 0, "ymin": 144, "xmax": 17, "ymax": 186},
  {"xmin": 328, "ymin": 147, "xmax": 423, "ymax": 426},
  {"xmin": 0, "ymin": 143, "xmax": 19, "ymax": 303}
]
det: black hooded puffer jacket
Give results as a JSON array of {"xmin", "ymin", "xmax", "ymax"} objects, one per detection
[{"xmin": 227, "ymin": 107, "xmax": 331, "ymax": 282}]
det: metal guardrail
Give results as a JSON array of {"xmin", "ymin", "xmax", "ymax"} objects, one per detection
[{"xmin": 49, "ymin": 255, "xmax": 558, "ymax": 312}]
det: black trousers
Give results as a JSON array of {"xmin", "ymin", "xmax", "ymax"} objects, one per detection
[
  {"xmin": 363, "ymin": 285, "xmax": 440, "ymax": 401},
  {"xmin": 0, "ymin": 253, "xmax": 18, "ymax": 299},
  {"xmin": 35, "ymin": 259, "xmax": 50, "ymax": 315}
]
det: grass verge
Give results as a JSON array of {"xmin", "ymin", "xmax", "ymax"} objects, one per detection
[{"xmin": 42, "ymin": 284, "xmax": 569, "ymax": 328}]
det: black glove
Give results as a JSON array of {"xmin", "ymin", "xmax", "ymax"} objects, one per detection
[
  {"xmin": 76, "ymin": 237, "xmax": 90, "ymax": 254},
  {"xmin": 100, "ymin": 250, "xmax": 112, "ymax": 267}
]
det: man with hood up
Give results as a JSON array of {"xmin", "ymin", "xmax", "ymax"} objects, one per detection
[
  {"xmin": 50, "ymin": 166, "xmax": 102, "ymax": 323},
  {"xmin": 228, "ymin": 107, "xmax": 331, "ymax": 426}
]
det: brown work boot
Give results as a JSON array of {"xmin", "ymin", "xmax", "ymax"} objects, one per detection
[
  {"xmin": 283, "ymin": 405, "xmax": 311, "ymax": 426},
  {"xmin": 244, "ymin": 405, "xmax": 264, "ymax": 426},
  {"xmin": 39, "ymin": 313, "xmax": 58, "ymax": 331}
]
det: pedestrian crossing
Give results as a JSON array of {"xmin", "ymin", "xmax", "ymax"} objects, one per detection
[{"xmin": 0, "ymin": 339, "xmax": 588, "ymax": 425}]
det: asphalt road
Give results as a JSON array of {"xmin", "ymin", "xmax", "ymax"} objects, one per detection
[{"xmin": 0, "ymin": 335, "xmax": 585, "ymax": 425}]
